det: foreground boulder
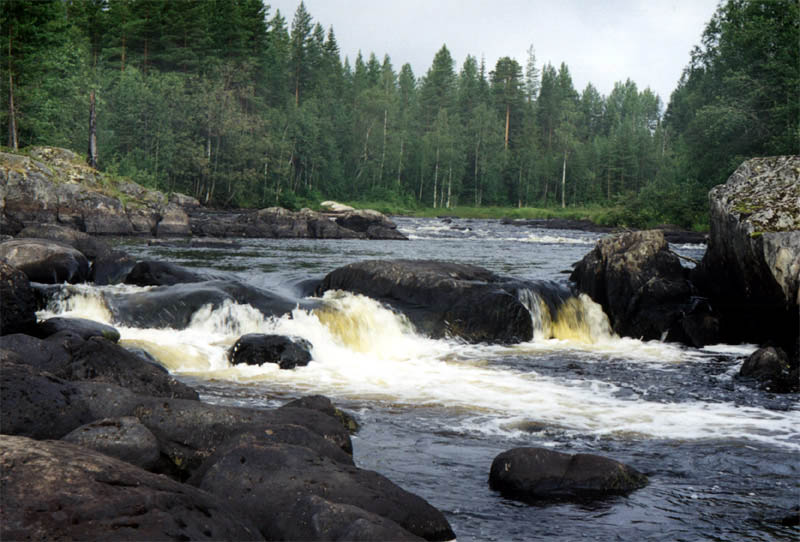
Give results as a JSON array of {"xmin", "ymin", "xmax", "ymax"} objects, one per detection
[
  {"xmin": 0, "ymin": 238, "xmax": 89, "ymax": 283},
  {"xmin": 61, "ymin": 416, "xmax": 161, "ymax": 470},
  {"xmin": 694, "ymin": 155, "xmax": 799, "ymax": 358},
  {"xmin": 189, "ymin": 436, "xmax": 454, "ymax": 541},
  {"xmin": 489, "ymin": 447, "xmax": 648, "ymax": 502},
  {"xmin": 35, "ymin": 316, "xmax": 121, "ymax": 342},
  {"xmin": 570, "ymin": 230, "xmax": 717, "ymax": 345},
  {"xmin": 228, "ymin": 333, "xmax": 313, "ymax": 369},
  {"xmin": 316, "ymin": 259, "xmax": 533, "ymax": 343},
  {"xmin": 0, "ymin": 261, "xmax": 37, "ymax": 335},
  {"xmin": 0, "ymin": 435, "xmax": 264, "ymax": 541}
]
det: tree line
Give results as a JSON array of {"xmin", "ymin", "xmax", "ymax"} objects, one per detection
[{"xmin": 2, "ymin": 0, "xmax": 797, "ymax": 227}]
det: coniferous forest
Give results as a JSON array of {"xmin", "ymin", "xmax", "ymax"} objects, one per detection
[{"xmin": 2, "ymin": 0, "xmax": 798, "ymax": 228}]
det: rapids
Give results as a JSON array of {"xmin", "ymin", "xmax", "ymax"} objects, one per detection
[{"xmin": 40, "ymin": 217, "xmax": 799, "ymax": 541}]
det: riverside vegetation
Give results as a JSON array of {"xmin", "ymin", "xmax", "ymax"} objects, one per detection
[{"xmin": 2, "ymin": 0, "xmax": 798, "ymax": 229}]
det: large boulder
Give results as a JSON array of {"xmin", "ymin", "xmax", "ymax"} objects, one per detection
[
  {"xmin": 189, "ymin": 436, "xmax": 455, "ymax": 541},
  {"xmin": 0, "ymin": 238, "xmax": 89, "ymax": 283},
  {"xmin": 124, "ymin": 260, "xmax": 208, "ymax": 286},
  {"xmin": 35, "ymin": 316, "xmax": 121, "ymax": 342},
  {"xmin": 489, "ymin": 447, "xmax": 648, "ymax": 502},
  {"xmin": 228, "ymin": 333, "xmax": 313, "ymax": 369},
  {"xmin": 694, "ymin": 156, "xmax": 800, "ymax": 357},
  {"xmin": 0, "ymin": 261, "xmax": 37, "ymax": 335},
  {"xmin": 17, "ymin": 223, "xmax": 111, "ymax": 261},
  {"xmin": 738, "ymin": 346, "xmax": 798, "ymax": 393},
  {"xmin": 334, "ymin": 209, "xmax": 408, "ymax": 240},
  {"xmin": 0, "ymin": 435, "xmax": 264, "ymax": 541},
  {"xmin": 570, "ymin": 230, "xmax": 716, "ymax": 344},
  {"xmin": 62, "ymin": 416, "xmax": 161, "ymax": 470},
  {"xmin": 317, "ymin": 259, "xmax": 534, "ymax": 344}
]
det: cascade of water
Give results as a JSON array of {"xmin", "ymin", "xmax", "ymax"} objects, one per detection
[{"xmin": 516, "ymin": 285, "xmax": 614, "ymax": 343}]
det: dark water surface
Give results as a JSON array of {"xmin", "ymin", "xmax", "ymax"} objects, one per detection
[{"xmin": 77, "ymin": 218, "xmax": 800, "ymax": 541}]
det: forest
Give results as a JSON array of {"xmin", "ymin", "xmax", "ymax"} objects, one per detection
[{"xmin": 2, "ymin": 0, "xmax": 798, "ymax": 228}]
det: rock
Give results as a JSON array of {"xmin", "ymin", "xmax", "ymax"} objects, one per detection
[
  {"xmin": 17, "ymin": 223, "xmax": 111, "ymax": 260},
  {"xmin": 316, "ymin": 259, "xmax": 533, "ymax": 344},
  {"xmin": 0, "ymin": 435, "xmax": 264, "ymax": 541},
  {"xmin": 282, "ymin": 395, "xmax": 360, "ymax": 434},
  {"xmin": 268, "ymin": 495, "xmax": 423, "ymax": 541},
  {"xmin": 89, "ymin": 248, "xmax": 137, "ymax": 285},
  {"xmin": 62, "ymin": 416, "xmax": 161, "ymax": 470},
  {"xmin": 169, "ymin": 191, "xmax": 201, "ymax": 209},
  {"xmin": 489, "ymin": 447, "xmax": 648, "ymax": 502},
  {"xmin": 694, "ymin": 156, "xmax": 800, "ymax": 357},
  {"xmin": 320, "ymin": 200, "xmax": 356, "ymax": 213},
  {"xmin": 0, "ymin": 332, "xmax": 198, "ymax": 399},
  {"xmin": 0, "ymin": 238, "xmax": 89, "ymax": 283},
  {"xmin": 0, "ymin": 261, "xmax": 37, "ymax": 335},
  {"xmin": 155, "ymin": 202, "xmax": 192, "ymax": 236},
  {"xmin": 228, "ymin": 333, "xmax": 313, "ymax": 369},
  {"xmin": 334, "ymin": 209, "xmax": 408, "ymax": 240},
  {"xmin": 570, "ymin": 230, "xmax": 717, "ymax": 344},
  {"xmin": 124, "ymin": 259, "xmax": 208, "ymax": 286},
  {"xmin": 190, "ymin": 438, "xmax": 455, "ymax": 541},
  {"xmin": 36, "ymin": 316, "xmax": 121, "ymax": 342},
  {"xmin": 105, "ymin": 279, "xmax": 306, "ymax": 329},
  {"xmin": 738, "ymin": 346, "xmax": 798, "ymax": 393}
]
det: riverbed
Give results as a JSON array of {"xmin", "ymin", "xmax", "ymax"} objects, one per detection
[{"xmin": 42, "ymin": 217, "xmax": 799, "ymax": 541}]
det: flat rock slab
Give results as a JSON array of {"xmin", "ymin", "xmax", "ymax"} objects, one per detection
[
  {"xmin": 0, "ymin": 435, "xmax": 263, "ymax": 541},
  {"xmin": 489, "ymin": 447, "xmax": 648, "ymax": 503}
]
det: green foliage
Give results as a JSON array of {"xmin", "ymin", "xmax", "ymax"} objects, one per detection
[{"xmin": 4, "ymin": 0, "xmax": 792, "ymax": 229}]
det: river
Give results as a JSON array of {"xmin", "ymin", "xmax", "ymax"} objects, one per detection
[{"xmin": 41, "ymin": 217, "xmax": 799, "ymax": 541}]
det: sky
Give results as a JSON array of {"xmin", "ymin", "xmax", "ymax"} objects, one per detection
[{"xmin": 266, "ymin": 0, "xmax": 721, "ymax": 107}]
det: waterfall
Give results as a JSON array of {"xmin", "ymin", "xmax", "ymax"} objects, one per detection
[{"xmin": 516, "ymin": 285, "xmax": 614, "ymax": 343}]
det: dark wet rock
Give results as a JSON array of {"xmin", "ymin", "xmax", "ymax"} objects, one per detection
[
  {"xmin": 316, "ymin": 259, "xmax": 533, "ymax": 344},
  {"xmin": 36, "ymin": 316, "xmax": 121, "ymax": 342},
  {"xmin": 267, "ymin": 494, "xmax": 423, "ymax": 541},
  {"xmin": 0, "ymin": 361, "xmax": 91, "ymax": 439},
  {"xmin": 0, "ymin": 261, "xmax": 37, "ymax": 335},
  {"xmin": 106, "ymin": 279, "xmax": 304, "ymax": 329},
  {"xmin": 0, "ymin": 434, "xmax": 264, "ymax": 541},
  {"xmin": 155, "ymin": 202, "xmax": 192, "ymax": 236},
  {"xmin": 694, "ymin": 155, "xmax": 799, "ymax": 358},
  {"xmin": 334, "ymin": 209, "xmax": 408, "ymax": 240},
  {"xmin": 738, "ymin": 346, "xmax": 798, "ymax": 393},
  {"xmin": 62, "ymin": 416, "xmax": 161, "ymax": 470},
  {"xmin": 570, "ymin": 230, "xmax": 718, "ymax": 344},
  {"xmin": 190, "ymin": 438, "xmax": 455, "ymax": 541},
  {"xmin": 17, "ymin": 223, "xmax": 111, "ymax": 260},
  {"xmin": 124, "ymin": 259, "xmax": 208, "ymax": 286},
  {"xmin": 0, "ymin": 238, "xmax": 89, "ymax": 283},
  {"xmin": 282, "ymin": 395, "xmax": 360, "ymax": 434},
  {"xmin": 90, "ymin": 248, "xmax": 137, "ymax": 285},
  {"xmin": 781, "ymin": 506, "xmax": 800, "ymax": 527},
  {"xmin": 489, "ymin": 447, "xmax": 648, "ymax": 502},
  {"xmin": 0, "ymin": 332, "xmax": 198, "ymax": 399},
  {"xmin": 228, "ymin": 333, "xmax": 313, "ymax": 369}
]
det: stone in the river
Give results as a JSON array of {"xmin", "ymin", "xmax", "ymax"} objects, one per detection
[
  {"xmin": 0, "ymin": 238, "xmax": 89, "ymax": 283},
  {"xmin": 570, "ymin": 230, "xmax": 717, "ymax": 344},
  {"xmin": 0, "ymin": 332, "xmax": 198, "ymax": 400},
  {"xmin": 89, "ymin": 248, "xmax": 136, "ymax": 285},
  {"xmin": 62, "ymin": 416, "xmax": 161, "ymax": 470},
  {"xmin": 268, "ymin": 494, "xmax": 423, "ymax": 541},
  {"xmin": 0, "ymin": 435, "xmax": 264, "ymax": 541},
  {"xmin": 228, "ymin": 333, "xmax": 313, "ymax": 369},
  {"xmin": 189, "ymin": 437, "xmax": 455, "ymax": 541},
  {"xmin": 155, "ymin": 201, "xmax": 192, "ymax": 236},
  {"xmin": 36, "ymin": 316, "xmax": 121, "ymax": 342},
  {"xmin": 489, "ymin": 447, "xmax": 648, "ymax": 502},
  {"xmin": 738, "ymin": 346, "xmax": 798, "ymax": 393},
  {"xmin": 694, "ymin": 155, "xmax": 800, "ymax": 358},
  {"xmin": 17, "ymin": 223, "xmax": 111, "ymax": 261},
  {"xmin": 282, "ymin": 394, "xmax": 360, "ymax": 434},
  {"xmin": 316, "ymin": 259, "xmax": 533, "ymax": 344},
  {"xmin": 124, "ymin": 259, "xmax": 208, "ymax": 286},
  {"xmin": 333, "ymin": 209, "xmax": 408, "ymax": 240},
  {"xmin": 0, "ymin": 261, "xmax": 37, "ymax": 335}
]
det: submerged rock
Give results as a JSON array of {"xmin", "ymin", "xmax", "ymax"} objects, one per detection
[
  {"xmin": 228, "ymin": 333, "xmax": 313, "ymax": 369},
  {"xmin": 0, "ymin": 238, "xmax": 89, "ymax": 284},
  {"xmin": 0, "ymin": 435, "xmax": 264, "ymax": 541},
  {"xmin": 694, "ymin": 155, "xmax": 800, "ymax": 358},
  {"xmin": 489, "ymin": 447, "xmax": 648, "ymax": 502},
  {"xmin": 316, "ymin": 259, "xmax": 533, "ymax": 344},
  {"xmin": 124, "ymin": 259, "xmax": 209, "ymax": 286}
]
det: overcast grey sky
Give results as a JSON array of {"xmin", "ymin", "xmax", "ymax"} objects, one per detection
[{"xmin": 266, "ymin": 0, "xmax": 720, "ymax": 107}]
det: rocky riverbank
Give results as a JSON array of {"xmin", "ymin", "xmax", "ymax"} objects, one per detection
[{"xmin": 0, "ymin": 147, "xmax": 407, "ymax": 240}]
